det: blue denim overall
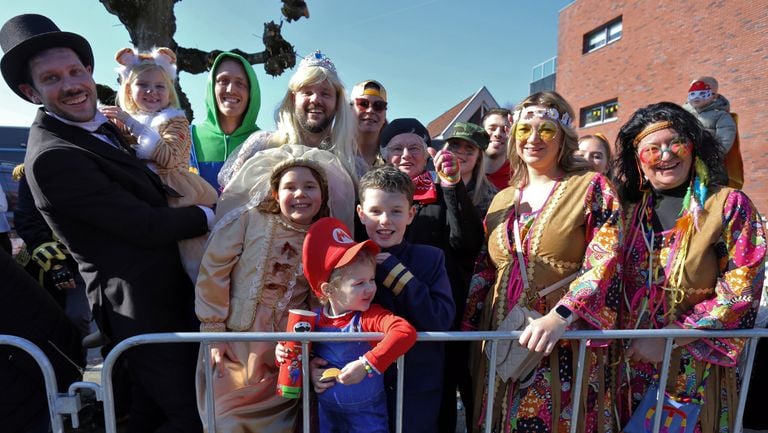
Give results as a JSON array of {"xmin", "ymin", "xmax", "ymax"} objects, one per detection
[{"xmin": 313, "ymin": 310, "xmax": 388, "ymax": 433}]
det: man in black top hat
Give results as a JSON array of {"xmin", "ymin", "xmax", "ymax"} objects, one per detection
[{"xmin": 0, "ymin": 14, "xmax": 208, "ymax": 433}]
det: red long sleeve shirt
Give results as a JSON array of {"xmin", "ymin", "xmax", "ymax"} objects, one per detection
[{"xmin": 316, "ymin": 304, "xmax": 417, "ymax": 372}]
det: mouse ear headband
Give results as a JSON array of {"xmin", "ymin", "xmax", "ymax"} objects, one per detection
[{"xmin": 115, "ymin": 46, "xmax": 177, "ymax": 82}]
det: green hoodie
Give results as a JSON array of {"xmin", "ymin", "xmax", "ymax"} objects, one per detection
[{"xmin": 191, "ymin": 52, "xmax": 261, "ymax": 189}]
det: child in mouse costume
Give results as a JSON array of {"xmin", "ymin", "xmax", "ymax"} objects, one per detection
[{"xmin": 101, "ymin": 47, "xmax": 217, "ymax": 282}]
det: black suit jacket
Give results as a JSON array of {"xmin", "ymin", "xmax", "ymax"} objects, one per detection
[{"xmin": 24, "ymin": 109, "xmax": 208, "ymax": 340}]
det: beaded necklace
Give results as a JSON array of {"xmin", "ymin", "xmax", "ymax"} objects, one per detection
[{"xmin": 626, "ymin": 182, "xmax": 699, "ymax": 330}]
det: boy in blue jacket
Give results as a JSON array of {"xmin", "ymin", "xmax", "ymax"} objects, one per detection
[{"xmin": 332, "ymin": 165, "xmax": 454, "ymax": 433}]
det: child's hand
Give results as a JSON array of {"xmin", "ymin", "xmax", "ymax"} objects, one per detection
[
  {"xmin": 209, "ymin": 342, "xmax": 229, "ymax": 378},
  {"xmin": 337, "ymin": 359, "xmax": 367, "ymax": 385},
  {"xmin": 99, "ymin": 105, "xmax": 132, "ymax": 124},
  {"xmin": 375, "ymin": 252, "xmax": 391, "ymax": 264},
  {"xmin": 275, "ymin": 341, "xmax": 290, "ymax": 364},
  {"xmin": 309, "ymin": 357, "xmax": 335, "ymax": 394}
]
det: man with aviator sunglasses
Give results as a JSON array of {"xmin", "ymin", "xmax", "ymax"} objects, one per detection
[{"xmin": 351, "ymin": 80, "xmax": 388, "ymax": 174}]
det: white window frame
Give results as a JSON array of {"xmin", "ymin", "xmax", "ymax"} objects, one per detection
[
  {"xmin": 581, "ymin": 100, "xmax": 619, "ymax": 128},
  {"xmin": 584, "ymin": 17, "xmax": 622, "ymax": 54}
]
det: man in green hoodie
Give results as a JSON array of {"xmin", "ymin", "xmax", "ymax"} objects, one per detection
[{"xmin": 191, "ymin": 52, "xmax": 261, "ymax": 191}]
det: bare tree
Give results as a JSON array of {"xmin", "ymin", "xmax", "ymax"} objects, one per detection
[{"xmin": 97, "ymin": 0, "xmax": 309, "ymax": 119}]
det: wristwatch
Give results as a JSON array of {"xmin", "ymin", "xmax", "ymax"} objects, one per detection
[{"xmin": 554, "ymin": 305, "xmax": 575, "ymax": 325}]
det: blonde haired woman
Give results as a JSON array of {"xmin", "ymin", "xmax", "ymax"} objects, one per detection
[{"xmin": 463, "ymin": 91, "xmax": 622, "ymax": 433}]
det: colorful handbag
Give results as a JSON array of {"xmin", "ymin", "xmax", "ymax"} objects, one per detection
[{"xmin": 624, "ymin": 363, "xmax": 711, "ymax": 433}]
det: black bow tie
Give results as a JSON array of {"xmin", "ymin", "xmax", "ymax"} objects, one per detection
[{"xmin": 94, "ymin": 122, "xmax": 132, "ymax": 155}]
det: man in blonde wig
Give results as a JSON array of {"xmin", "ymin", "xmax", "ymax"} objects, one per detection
[{"xmin": 219, "ymin": 50, "xmax": 360, "ymax": 187}]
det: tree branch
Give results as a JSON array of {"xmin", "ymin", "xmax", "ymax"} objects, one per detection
[
  {"xmin": 96, "ymin": 84, "xmax": 117, "ymax": 107},
  {"xmin": 175, "ymin": 47, "xmax": 267, "ymax": 75},
  {"xmin": 281, "ymin": 0, "xmax": 310, "ymax": 22},
  {"xmin": 96, "ymin": 0, "xmax": 304, "ymax": 120},
  {"xmin": 175, "ymin": 21, "xmax": 296, "ymax": 77}
]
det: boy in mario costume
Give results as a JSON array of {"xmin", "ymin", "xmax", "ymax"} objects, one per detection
[{"xmin": 302, "ymin": 217, "xmax": 416, "ymax": 433}]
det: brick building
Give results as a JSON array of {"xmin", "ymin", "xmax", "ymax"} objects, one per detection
[{"xmin": 556, "ymin": 0, "xmax": 768, "ymax": 210}]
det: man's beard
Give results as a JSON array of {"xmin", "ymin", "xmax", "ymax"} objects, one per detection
[{"xmin": 299, "ymin": 112, "xmax": 334, "ymax": 134}]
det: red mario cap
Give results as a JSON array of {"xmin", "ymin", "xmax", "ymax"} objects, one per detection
[
  {"xmin": 688, "ymin": 80, "xmax": 711, "ymax": 92},
  {"xmin": 302, "ymin": 217, "xmax": 380, "ymax": 297}
]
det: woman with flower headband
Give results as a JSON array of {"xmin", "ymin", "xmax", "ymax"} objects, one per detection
[
  {"xmin": 613, "ymin": 102, "xmax": 765, "ymax": 432},
  {"xmin": 462, "ymin": 91, "xmax": 622, "ymax": 433}
]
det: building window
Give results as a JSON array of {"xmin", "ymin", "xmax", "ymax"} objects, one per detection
[
  {"xmin": 583, "ymin": 17, "xmax": 622, "ymax": 53},
  {"xmin": 580, "ymin": 99, "xmax": 619, "ymax": 127},
  {"xmin": 532, "ymin": 57, "xmax": 557, "ymax": 81}
]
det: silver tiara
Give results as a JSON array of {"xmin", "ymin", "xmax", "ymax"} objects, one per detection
[{"xmin": 299, "ymin": 50, "xmax": 336, "ymax": 72}]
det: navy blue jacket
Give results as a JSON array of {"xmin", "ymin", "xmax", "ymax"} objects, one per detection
[
  {"xmin": 374, "ymin": 240, "xmax": 454, "ymax": 384},
  {"xmin": 374, "ymin": 241, "xmax": 454, "ymax": 433}
]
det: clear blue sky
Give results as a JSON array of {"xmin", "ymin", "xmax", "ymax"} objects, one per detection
[{"xmin": 0, "ymin": 0, "xmax": 573, "ymax": 130}]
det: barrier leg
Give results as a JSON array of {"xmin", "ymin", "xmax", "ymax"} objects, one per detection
[
  {"xmin": 569, "ymin": 339, "xmax": 588, "ymax": 433},
  {"xmin": 734, "ymin": 337, "xmax": 759, "ymax": 433},
  {"xmin": 649, "ymin": 338, "xmax": 675, "ymax": 433},
  {"xmin": 202, "ymin": 341, "xmax": 217, "ymax": 433},
  {"xmin": 484, "ymin": 340, "xmax": 498, "ymax": 433}
]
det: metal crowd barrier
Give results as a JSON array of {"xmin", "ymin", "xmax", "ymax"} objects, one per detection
[
  {"xmin": 0, "ymin": 334, "xmax": 87, "ymax": 433},
  {"xmin": 4, "ymin": 329, "xmax": 768, "ymax": 433}
]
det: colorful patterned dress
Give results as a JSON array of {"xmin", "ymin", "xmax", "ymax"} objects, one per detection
[
  {"xmin": 618, "ymin": 187, "xmax": 765, "ymax": 433},
  {"xmin": 463, "ymin": 171, "xmax": 623, "ymax": 433}
]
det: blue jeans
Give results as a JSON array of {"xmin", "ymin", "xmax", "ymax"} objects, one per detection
[{"xmin": 318, "ymin": 387, "xmax": 388, "ymax": 433}]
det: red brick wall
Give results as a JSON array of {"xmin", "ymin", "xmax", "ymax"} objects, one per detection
[{"xmin": 557, "ymin": 0, "xmax": 768, "ymax": 211}]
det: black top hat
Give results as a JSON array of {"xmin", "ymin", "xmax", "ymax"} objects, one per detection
[{"xmin": 0, "ymin": 14, "xmax": 93, "ymax": 101}]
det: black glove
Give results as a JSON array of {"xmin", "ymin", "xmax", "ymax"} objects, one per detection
[{"xmin": 49, "ymin": 262, "xmax": 75, "ymax": 289}]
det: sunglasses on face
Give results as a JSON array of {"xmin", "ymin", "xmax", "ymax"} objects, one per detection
[
  {"xmin": 514, "ymin": 121, "xmax": 559, "ymax": 142},
  {"xmin": 353, "ymin": 98, "xmax": 387, "ymax": 112},
  {"xmin": 688, "ymin": 90, "xmax": 712, "ymax": 102},
  {"xmin": 636, "ymin": 137, "xmax": 692, "ymax": 165}
]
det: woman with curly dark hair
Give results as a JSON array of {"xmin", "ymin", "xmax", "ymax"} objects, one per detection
[{"xmin": 613, "ymin": 102, "xmax": 765, "ymax": 432}]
